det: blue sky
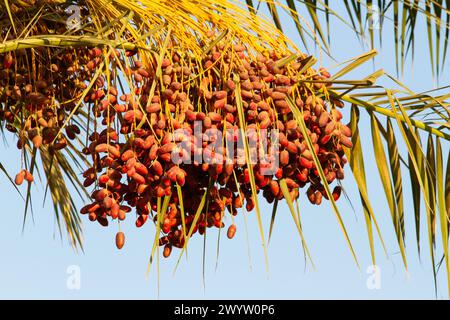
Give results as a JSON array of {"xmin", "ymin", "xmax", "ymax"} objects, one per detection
[{"xmin": 0, "ymin": 2, "xmax": 448, "ymax": 299}]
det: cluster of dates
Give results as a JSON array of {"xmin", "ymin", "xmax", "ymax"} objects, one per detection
[
  {"xmin": 0, "ymin": 5, "xmax": 351, "ymax": 256},
  {"xmin": 0, "ymin": 2, "xmax": 101, "ymax": 156},
  {"xmin": 76, "ymin": 39, "xmax": 351, "ymax": 256},
  {"xmin": 0, "ymin": 0, "xmax": 352, "ymax": 257},
  {"xmin": 1, "ymin": 45, "xmax": 124, "ymax": 184}
]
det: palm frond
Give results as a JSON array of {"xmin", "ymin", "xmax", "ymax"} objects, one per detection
[{"xmin": 250, "ymin": 0, "xmax": 450, "ymax": 76}]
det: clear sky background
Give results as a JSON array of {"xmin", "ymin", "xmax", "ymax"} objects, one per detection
[{"xmin": 0, "ymin": 2, "xmax": 449, "ymax": 299}]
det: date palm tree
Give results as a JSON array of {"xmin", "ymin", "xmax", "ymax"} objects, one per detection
[{"xmin": 0, "ymin": 0, "xmax": 449, "ymax": 297}]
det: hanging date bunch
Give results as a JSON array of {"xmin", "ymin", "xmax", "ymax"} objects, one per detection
[
  {"xmin": 78, "ymin": 38, "xmax": 352, "ymax": 256},
  {"xmin": 0, "ymin": 3, "xmax": 100, "ymax": 185},
  {"xmin": 0, "ymin": 45, "xmax": 102, "ymax": 153},
  {"xmin": 0, "ymin": 1, "xmax": 352, "ymax": 256}
]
